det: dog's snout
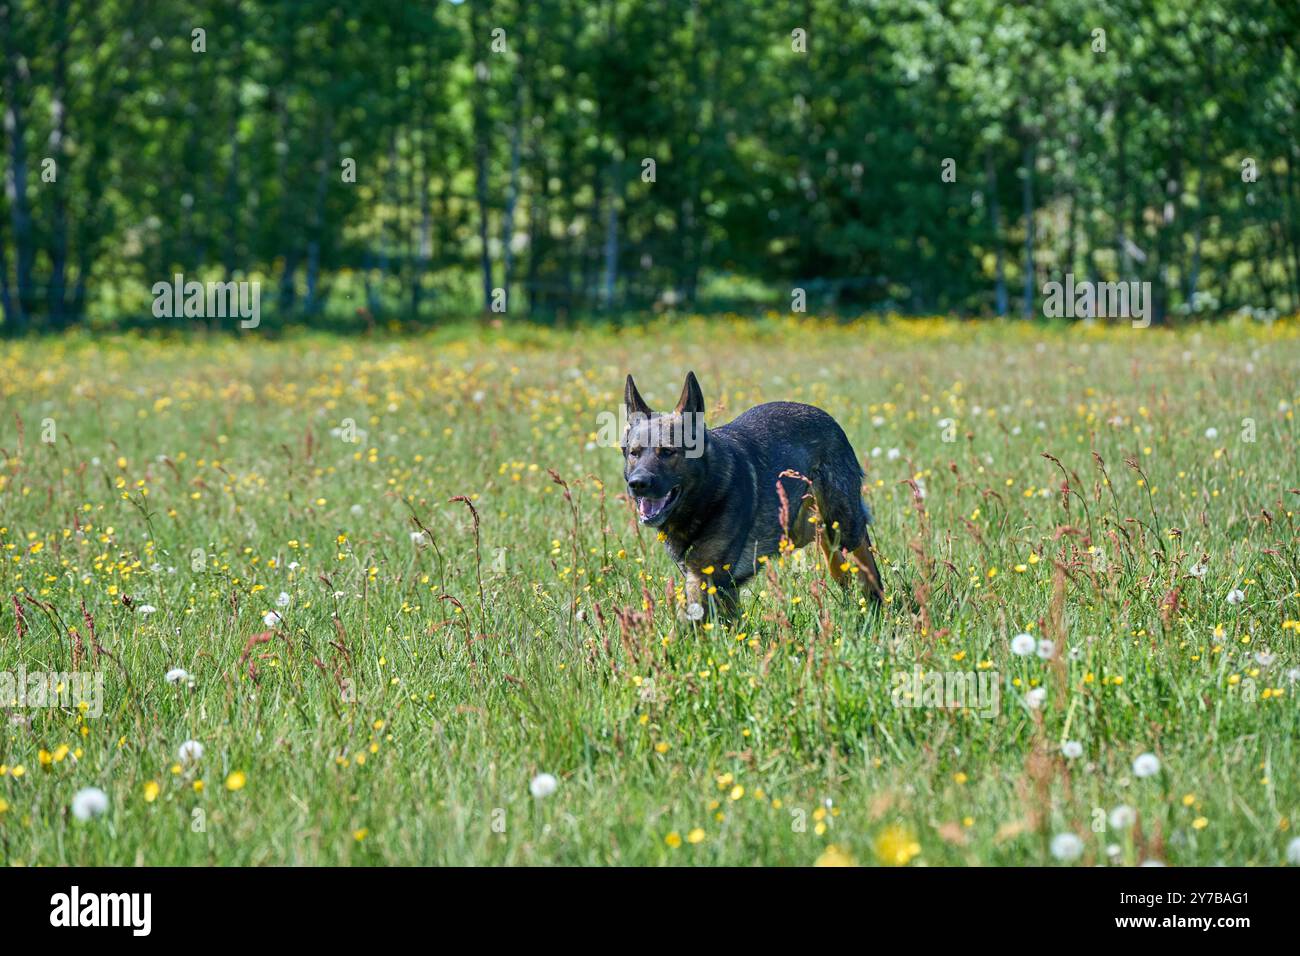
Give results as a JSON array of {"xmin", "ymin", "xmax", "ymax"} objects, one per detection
[{"xmin": 627, "ymin": 473, "xmax": 653, "ymax": 494}]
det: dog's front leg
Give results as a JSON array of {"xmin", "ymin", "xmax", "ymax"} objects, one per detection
[
  {"xmin": 682, "ymin": 568, "xmax": 707, "ymax": 621},
  {"xmin": 681, "ymin": 567, "xmax": 740, "ymax": 626}
]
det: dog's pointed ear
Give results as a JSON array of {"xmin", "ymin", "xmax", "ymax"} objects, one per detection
[
  {"xmin": 674, "ymin": 370, "xmax": 704, "ymax": 419},
  {"xmin": 624, "ymin": 374, "xmax": 652, "ymax": 419}
]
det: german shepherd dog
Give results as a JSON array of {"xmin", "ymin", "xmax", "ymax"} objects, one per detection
[{"xmin": 622, "ymin": 371, "xmax": 885, "ymax": 621}]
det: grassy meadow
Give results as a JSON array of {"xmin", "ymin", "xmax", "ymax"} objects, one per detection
[{"xmin": 1, "ymin": 314, "xmax": 1299, "ymax": 866}]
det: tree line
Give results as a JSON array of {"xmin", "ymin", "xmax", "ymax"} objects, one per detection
[{"xmin": 1, "ymin": 0, "xmax": 1297, "ymax": 333}]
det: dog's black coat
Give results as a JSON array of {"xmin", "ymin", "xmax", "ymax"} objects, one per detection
[{"xmin": 622, "ymin": 371, "xmax": 884, "ymax": 618}]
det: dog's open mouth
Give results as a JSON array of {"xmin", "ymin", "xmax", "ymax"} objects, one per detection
[{"xmin": 635, "ymin": 487, "xmax": 680, "ymax": 524}]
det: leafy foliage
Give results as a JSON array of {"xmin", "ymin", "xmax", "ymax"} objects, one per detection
[{"xmin": 0, "ymin": 0, "xmax": 1297, "ymax": 331}]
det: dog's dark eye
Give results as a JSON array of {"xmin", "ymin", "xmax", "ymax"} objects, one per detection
[{"xmin": 656, "ymin": 447, "xmax": 677, "ymax": 459}]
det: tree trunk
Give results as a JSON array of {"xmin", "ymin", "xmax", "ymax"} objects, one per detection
[
  {"xmin": 1115, "ymin": 102, "xmax": 1130, "ymax": 281},
  {"xmin": 1284, "ymin": 153, "xmax": 1300, "ymax": 309},
  {"xmin": 305, "ymin": 119, "xmax": 332, "ymax": 316},
  {"xmin": 1021, "ymin": 137, "xmax": 1035, "ymax": 319},
  {"xmin": 222, "ymin": 0, "xmax": 246, "ymax": 283},
  {"xmin": 413, "ymin": 124, "xmax": 432, "ymax": 320},
  {"xmin": 1063, "ymin": 131, "xmax": 1078, "ymax": 284},
  {"xmin": 501, "ymin": 83, "xmax": 524, "ymax": 312},
  {"xmin": 0, "ymin": 213, "xmax": 13, "ymax": 329},
  {"xmin": 46, "ymin": 0, "xmax": 71, "ymax": 328},
  {"xmin": 469, "ymin": 2, "xmax": 494, "ymax": 313},
  {"xmin": 527, "ymin": 140, "xmax": 547, "ymax": 317},
  {"xmin": 601, "ymin": 160, "xmax": 619, "ymax": 309},
  {"xmin": 275, "ymin": 8, "xmax": 299, "ymax": 318},
  {"xmin": 0, "ymin": 167, "xmax": 13, "ymax": 328},
  {"xmin": 2, "ymin": 0, "xmax": 33, "ymax": 331},
  {"xmin": 986, "ymin": 152, "xmax": 1007, "ymax": 317},
  {"xmin": 1187, "ymin": 136, "xmax": 1206, "ymax": 304}
]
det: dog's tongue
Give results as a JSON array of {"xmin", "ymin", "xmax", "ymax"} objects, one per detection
[{"xmin": 638, "ymin": 495, "xmax": 669, "ymax": 519}]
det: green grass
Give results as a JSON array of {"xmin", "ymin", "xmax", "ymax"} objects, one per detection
[{"xmin": 1, "ymin": 314, "xmax": 1298, "ymax": 866}]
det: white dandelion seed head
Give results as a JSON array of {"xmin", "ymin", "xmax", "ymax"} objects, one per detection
[
  {"xmin": 276, "ymin": 591, "xmax": 291, "ymax": 608},
  {"xmin": 71, "ymin": 786, "xmax": 109, "ymax": 821},
  {"xmin": 529, "ymin": 773, "xmax": 558, "ymax": 799},
  {"xmin": 178, "ymin": 740, "xmax": 204, "ymax": 764},
  {"xmin": 886, "ymin": 447, "xmax": 901, "ymax": 461},
  {"xmin": 685, "ymin": 602, "xmax": 705, "ymax": 622},
  {"xmin": 1204, "ymin": 427, "xmax": 1218, "ymax": 440},
  {"xmin": 1036, "ymin": 639, "xmax": 1055, "ymax": 660},
  {"xmin": 1188, "ymin": 562, "xmax": 1208, "ymax": 578},
  {"xmin": 1026, "ymin": 687, "xmax": 1047, "ymax": 710},
  {"xmin": 263, "ymin": 610, "xmax": 282, "ymax": 628},
  {"xmin": 1287, "ymin": 668, "xmax": 1300, "ymax": 684},
  {"xmin": 1062, "ymin": 740, "xmax": 1084, "ymax": 760},
  {"xmin": 1140, "ymin": 859, "xmax": 1167, "ymax": 867},
  {"xmin": 1106, "ymin": 843, "xmax": 1122, "ymax": 858},
  {"xmin": 164, "ymin": 667, "xmax": 190, "ymax": 684},
  {"xmin": 137, "ymin": 604, "xmax": 157, "ymax": 615},
  {"xmin": 1050, "ymin": 832, "xmax": 1083, "ymax": 861},
  {"xmin": 287, "ymin": 561, "xmax": 300, "ymax": 571},
  {"xmin": 1254, "ymin": 651, "xmax": 1275, "ymax": 667},
  {"xmin": 350, "ymin": 504, "xmax": 364, "ymax": 516},
  {"xmin": 1109, "ymin": 805, "xmax": 1137, "ymax": 830},
  {"xmin": 1010, "ymin": 633, "xmax": 1036, "ymax": 656},
  {"xmin": 1226, "ymin": 588, "xmax": 1245, "ymax": 606},
  {"xmin": 1286, "ymin": 837, "xmax": 1300, "ymax": 865},
  {"xmin": 1132, "ymin": 753, "xmax": 1161, "ymax": 778}
]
